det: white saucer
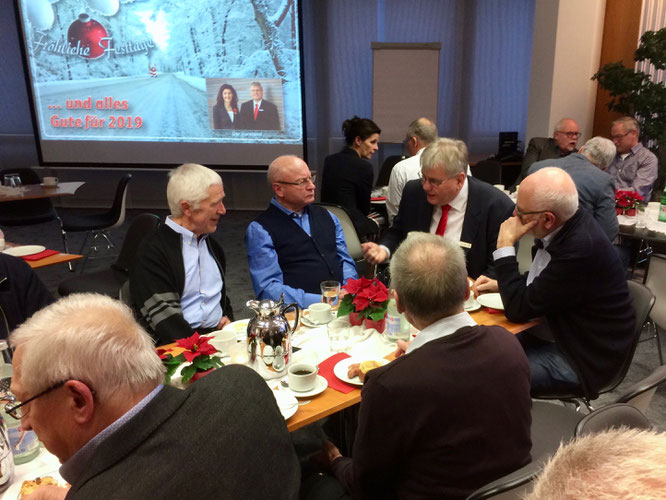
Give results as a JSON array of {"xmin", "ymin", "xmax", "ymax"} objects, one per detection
[
  {"xmin": 301, "ymin": 310, "xmax": 332, "ymax": 328},
  {"xmin": 333, "ymin": 357, "xmax": 387, "ymax": 386},
  {"xmin": 477, "ymin": 293, "xmax": 504, "ymax": 310},
  {"xmin": 284, "ymin": 375, "xmax": 328, "ymax": 398},
  {"xmin": 273, "ymin": 390, "xmax": 298, "ymax": 420},
  {"xmin": 464, "ymin": 299, "xmax": 482, "ymax": 312},
  {"xmin": 2, "ymin": 244, "xmax": 46, "ymax": 257}
]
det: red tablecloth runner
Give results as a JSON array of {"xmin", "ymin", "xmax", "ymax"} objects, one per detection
[
  {"xmin": 318, "ymin": 352, "xmax": 356, "ymax": 394},
  {"xmin": 21, "ymin": 249, "xmax": 59, "ymax": 261}
]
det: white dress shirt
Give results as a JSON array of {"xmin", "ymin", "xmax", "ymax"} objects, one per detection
[{"xmin": 429, "ymin": 175, "xmax": 469, "ymax": 243}]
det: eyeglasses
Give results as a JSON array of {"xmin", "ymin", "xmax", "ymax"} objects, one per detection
[
  {"xmin": 419, "ymin": 171, "xmax": 449, "ymax": 187},
  {"xmin": 514, "ymin": 204, "xmax": 548, "ymax": 218},
  {"xmin": 611, "ymin": 131, "xmax": 632, "ymax": 140},
  {"xmin": 276, "ymin": 172, "xmax": 316, "ymax": 187},
  {"xmin": 555, "ymin": 131, "xmax": 581, "ymax": 139},
  {"xmin": 4, "ymin": 381, "xmax": 66, "ymax": 419}
]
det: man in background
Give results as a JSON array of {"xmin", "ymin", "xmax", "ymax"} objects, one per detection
[
  {"xmin": 511, "ymin": 117, "xmax": 580, "ymax": 190},
  {"xmin": 9, "ymin": 293, "xmax": 299, "ymax": 499},
  {"xmin": 238, "ymin": 81, "xmax": 280, "ymax": 130},
  {"xmin": 606, "ymin": 116, "xmax": 658, "ymax": 201},
  {"xmin": 386, "ymin": 117, "xmax": 438, "ymax": 223},
  {"xmin": 131, "ymin": 163, "xmax": 233, "ymax": 345},
  {"xmin": 529, "ymin": 136, "xmax": 618, "ymax": 241},
  {"xmin": 246, "ymin": 155, "xmax": 357, "ymax": 308}
]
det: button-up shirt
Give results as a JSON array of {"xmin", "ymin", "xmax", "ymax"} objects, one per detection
[
  {"xmin": 406, "ymin": 312, "xmax": 478, "ymax": 354},
  {"xmin": 606, "ymin": 143, "xmax": 658, "ymax": 200}
]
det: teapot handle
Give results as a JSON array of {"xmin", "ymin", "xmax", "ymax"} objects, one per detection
[{"xmin": 280, "ymin": 302, "xmax": 300, "ymax": 334}]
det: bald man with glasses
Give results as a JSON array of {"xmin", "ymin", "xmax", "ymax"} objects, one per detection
[
  {"xmin": 246, "ymin": 155, "xmax": 358, "ymax": 308},
  {"xmin": 362, "ymin": 138, "xmax": 514, "ymax": 279}
]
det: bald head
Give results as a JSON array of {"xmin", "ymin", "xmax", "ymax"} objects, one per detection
[
  {"xmin": 520, "ymin": 167, "xmax": 579, "ymax": 221},
  {"xmin": 268, "ymin": 155, "xmax": 315, "ymax": 211},
  {"xmin": 405, "ymin": 117, "xmax": 438, "ymax": 156}
]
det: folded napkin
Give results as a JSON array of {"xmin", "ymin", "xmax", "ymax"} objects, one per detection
[
  {"xmin": 484, "ymin": 307, "xmax": 503, "ymax": 314},
  {"xmin": 21, "ymin": 249, "xmax": 59, "ymax": 261},
  {"xmin": 370, "ymin": 196, "xmax": 386, "ymax": 202},
  {"xmin": 318, "ymin": 352, "xmax": 356, "ymax": 394}
]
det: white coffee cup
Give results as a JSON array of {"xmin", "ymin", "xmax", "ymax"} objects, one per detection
[
  {"xmin": 209, "ymin": 328, "xmax": 236, "ymax": 356},
  {"xmin": 308, "ymin": 303, "xmax": 332, "ymax": 324},
  {"xmin": 43, "ymin": 176, "xmax": 58, "ymax": 187},
  {"xmin": 288, "ymin": 362, "xmax": 319, "ymax": 392}
]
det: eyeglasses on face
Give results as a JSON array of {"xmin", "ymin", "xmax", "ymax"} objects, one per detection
[
  {"xmin": 276, "ymin": 172, "xmax": 316, "ymax": 187},
  {"xmin": 611, "ymin": 131, "xmax": 632, "ymax": 140},
  {"xmin": 4, "ymin": 381, "xmax": 67, "ymax": 419},
  {"xmin": 419, "ymin": 171, "xmax": 450, "ymax": 187},
  {"xmin": 514, "ymin": 204, "xmax": 548, "ymax": 218},
  {"xmin": 556, "ymin": 131, "xmax": 581, "ymax": 139}
]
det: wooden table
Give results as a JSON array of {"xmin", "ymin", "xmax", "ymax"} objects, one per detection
[
  {"xmin": 4, "ymin": 242, "xmax": 83, "ymax": 269},
  {"xmin": 0, "ymin": 181, "xmax": 85, "ymax": 202}
]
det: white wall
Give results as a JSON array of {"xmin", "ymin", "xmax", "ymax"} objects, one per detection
[{"xmin": 526, "ymin": 0, "xmax": 606, "ymax": 142}]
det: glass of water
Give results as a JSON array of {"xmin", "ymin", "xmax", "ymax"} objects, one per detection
[
  {"xmin": 327, "ymin": 317, "xmax": 350, "ymax": 352},
  {"xmin": 320, "ymin": 280, "xmax": 341, "ymax": 309}
]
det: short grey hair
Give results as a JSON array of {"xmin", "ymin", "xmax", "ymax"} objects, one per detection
[
  {"xmin": 389, "ymin": 232, "xmax": 467, "ymax": 324},
  {"xmin": 580, "ymin": 136, "xmax": 616, "ymax": 169},
  {"xmin": 528, "ymin": 167, "xmax": 579, "ymax": 220},
  {"xmin": 406, "ymin": 118, "xmax": 438, "ymax": 145},
  {"xmin": 613, "ymin": 116, "xmax": 640, "ymax": 136},
  {"xmin": 251, "ymin": 81, "xmax": 263, "ymax": 90},
  {"xmin": 420, "ymin": 138, "xmax": 468, "ymax": 177},
  {"xmin": 527, "ymin": 429, "xmax": 666, "ymax": 499},
  {"xmin": 554, "ymin": 117, "xmax": 577, "ymax": 132},
  {"xmin": 166, "ymin": 163, "xmax": 222, "ymax": 217},
  {"xmin": 10, "ymin": 293, "xmax": 165, "ymax": 400}
]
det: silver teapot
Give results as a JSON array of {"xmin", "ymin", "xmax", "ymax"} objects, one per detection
[{"xmin": 246, "ymin": 294, "xmax": 299, "ymax": 373}]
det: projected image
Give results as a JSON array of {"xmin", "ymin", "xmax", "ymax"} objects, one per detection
[
  {"xmin": 17, "ymin": 0, "xmax": 303, "ymax": 165},
  {"xmin": 207, "ymin": 78, "xmax": 283, "ymax": 131}
]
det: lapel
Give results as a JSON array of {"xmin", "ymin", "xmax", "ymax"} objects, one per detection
[
  {"xmin": 460, "ymin": 177, "xmax": 481, "ymax": 247},
  {"xmin": 417, "ymin": 188, "xmax": 434, "ymax": 232}
]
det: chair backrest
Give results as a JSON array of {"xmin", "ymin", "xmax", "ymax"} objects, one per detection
[
  {"xmin": 0, "ymin": 167, "xmax": 57, "ymax": 225},
  {"xmin": 613, "ymin": 365, "xmax": 666, "ymax": 414},
  {"xmin": 118, "ymin": 279, "xmax": 132, "ymax": 306},
  {"xmin": 108, "ymin": 174, "xmax": 132, "ymax": 230},
  {"xmin": 645, "ymin": 253, "xmax": 666, "ymax": 328},
  {"xmin": 375, "ymin": 155, "xmax": 404, "ymax": 187},
  {"xmin": 314, "ymin": 202, "xmax": 363, "ymax": 260},
  {"xmin": 574, "ymin": 403, "xmax": 652, "ymax": 437},
  {"xmin": 471, "ymin": 159, "xmax": 502, "ymax": 185},
  {"xmin": 465, "ymin": 462, "xmax": 539, "ymax": 500},
  {"xmin": 114, "ymin": 213, "xmax": 161, "ymax": 272}
]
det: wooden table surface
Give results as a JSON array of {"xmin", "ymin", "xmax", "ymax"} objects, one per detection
[
  {"xmin": 4, "ymin": 242, "xmax": 83, "ymax": 269},
  {"xmin": 0, "ymin": 181, "xmax": 85, "ymax": 202}
]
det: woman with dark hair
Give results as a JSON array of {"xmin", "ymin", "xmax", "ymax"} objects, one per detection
[
  {"xmin": 212, "ymin": 84, "xmax": 239, "ymax": 129},
  {"xmin": 321, "ymin": 116, "xmax": 382, "ymax": 240}
]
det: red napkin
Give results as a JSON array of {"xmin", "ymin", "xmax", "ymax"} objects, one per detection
[
  {"xmin": 318, "ymin": 352, "xmax": 357, "ymax": 394},
  {"xmin": 485, "ymin": 307, "xmax": 503, "ymax": 314},
  {"xmin": 21, "ymin": 249, "xmax": 59, "ymax": 261},
  {"xmin": 370, "ymin": 196, "xmax": 386, "ymax": 202}
]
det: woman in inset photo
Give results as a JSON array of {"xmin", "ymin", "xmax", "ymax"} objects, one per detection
[{"xmin": 213, "ymin": 84, "xmax": 239, "ymax": 129}]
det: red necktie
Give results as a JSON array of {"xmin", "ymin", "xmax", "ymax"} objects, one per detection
[
  {"xmin": 254, "ymin": 103, "xmax": 259, "ymax": 120},
  {"xmin": 435, "ymin": 205, "xmax": 451, "ymax": 236}
]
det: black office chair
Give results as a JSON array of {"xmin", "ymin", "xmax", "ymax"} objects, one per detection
[
  {"xmin": 533, "ymin": 280, "xmax": 655, "ymax": 411},
  {"xmin": 574, "ymin": 403, "xmax": 652, "ymax": 436},
  {"xmin": 59, "ymin": 173, "xmax": 132, "ymax": 271},
  {"xmin": 0, "ymin": 167, "xmax": 61, "ymax": 226},
  {"xmin": 470, "ymin": 159, "xmax": 502, "ymax": 185},
  {"xmin": 643, "ymin": 253, "xmax": 665, "ymax": 365},
  {"xmin": 58, "ymin": 213, "xmax": 159, "ymax": 299},
  {"xmin": 613, "ymin": 364, "xmax": 666, "ymax": 414},
  {"xmin": 375, "ymin": 155, "xmax": 404, "ymax": 187}
]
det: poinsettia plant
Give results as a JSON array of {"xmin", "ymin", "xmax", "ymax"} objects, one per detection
[
  {"xmin": 615, "ymin": 190, "xmax": 644, "ymax": 211},
  {"xmin": 157, "ymin": 332, "xmax": 224, "ymax": 384},
  {"xmin": 337, "ymin": 277, "xmax": 390, "ymax": 321}
]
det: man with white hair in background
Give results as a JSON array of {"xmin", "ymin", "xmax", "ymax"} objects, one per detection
[
  {"xmin": 131, "ymin": 163, "xmax": 233, "ymax": 345},
  {"xmin": 385, "ymin": 117, "xmax": 438, "ymax": 223},
  {"xmin": 474, "ymin": 167, "xmax": 634, "ymax": 398},
  {"xmin": 529, "ymin": 136, "xmax": 619, "ymax": 241},
  {"xmin": 7, "ymin": 293, "xmax": 299, "ymax": 499}
]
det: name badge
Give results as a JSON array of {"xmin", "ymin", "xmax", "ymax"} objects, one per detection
[{"xmin": 459, "ymin": 241, "xmax": 472, "ymax": 249}]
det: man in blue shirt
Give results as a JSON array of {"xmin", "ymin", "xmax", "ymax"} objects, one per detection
[
  {"xmin": 246, "ymin": 155, "xmax": 358, "ymax": 308},
  {"xmin": 131, "ymin": 163, "xmax": 233, "ymax": 344}
]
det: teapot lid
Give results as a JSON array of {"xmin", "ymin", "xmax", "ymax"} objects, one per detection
[{"xmin": 246, "ymin": 294, "xmax": 285, "ymax": 315}]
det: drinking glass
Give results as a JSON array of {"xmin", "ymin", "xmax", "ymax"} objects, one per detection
[
  {"xmin": 320, "ymin": 280, "xmax": 341, "ymax": 309},
  {"xmin": 3, "ymin": 174, "xmax": 20, "ymax": 188},
  {"xmin": 636, "ymin": 205, "xmax": 648, "ymax": 229},
  {"xmin": 327, "ymin": 317, "xmax": 350, "ymax": 352}
]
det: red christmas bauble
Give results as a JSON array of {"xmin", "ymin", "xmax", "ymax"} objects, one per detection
[{"xmin": 67, "ymin": 13, "xmax": 109, "ymax": 59}]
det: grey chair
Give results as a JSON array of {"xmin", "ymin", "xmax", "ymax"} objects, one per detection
[
  {"xmin": 59, "ymin": 174, "xmax": 132, "ymax": 271},
  {"xmin": 534, "ymin": 280, "xmax": 655, "ymax": 411},
  {"xmin": 58, "ymin": 213, "xmax": 159, "ymax": 299},
  {"xmin": 314, "ymin": 202, "xmax": 363, "ymax": 260},
  {"xmin": 643, "ymin": 253, "xmax": 665, "ymax": 364},
  {"xmin": 574, "ymin": 403, "xmax": 652, "ymax": 436},
  {"xmin": 613, "ymin": 364, "xmax": 666, "ymax": 414}
]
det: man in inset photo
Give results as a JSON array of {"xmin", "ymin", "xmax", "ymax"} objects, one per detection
[{"xmin": 238, "ymin": 81, "xmax": 280, "ymax": 131}]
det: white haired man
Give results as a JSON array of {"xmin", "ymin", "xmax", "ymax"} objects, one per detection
[
  {"xmin": 246, "ymin": 156, "xmax": 357, "ymax": 308},
  {"xmin": 386, "ymin": 117, "xmax": 438, "ymax": 223},
  {"xmin": 474, "ymin": 168, "xmax": 634, "ymax": 398},
  {"xmin": 510, "ymin": 117, "xmax": 580, "ymax": 190},
  {"xmin": 7, "ymin": 294, "xmax": 299, "ymax": 499},
  {"xmin": 131, "ymin": 163, "xmax": 233, "ymax": 345},
  {"xmin": 606, "ymin": 116, "xmax": 658, "ymax": 200},
  {"xmin": 312, "ymin": 233, "xmax": 531, "ymax": 499},
  {"xmin": 527, "ymin": 429, "xmax": 666, "ymax": 499},
  {"xmin": 529, "ymin": 136, "xmax": 619, "ymax": 241},
  {"xmin": 363, "ymin": 138, "xmax": 514, "ymax": 279}
]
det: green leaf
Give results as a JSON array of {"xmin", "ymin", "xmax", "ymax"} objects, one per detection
[
  {"xmin": 368, "ymin": 309, "xmax": 387, "ymax": 321},
  {"xmin": 181, "ymin": 364, "xmax": 197, "ymax": 384},
  {"xmin": 337, "ymin": 299, "xmax": 354, "ymax": 317}
]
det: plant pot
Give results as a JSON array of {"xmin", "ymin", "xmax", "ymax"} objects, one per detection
[
  {"xmin": 625, "ymin": 208, "xmax": 637, "ymax": 216},
  {"xmin": 189, "ymin": 368, "xmax": 214, "ymax": 383},
  {"xmin": 348, "ymin": 311, "xmax": 364, "ymax": 326},
  {"xmin": 365, "ymin": 316, "xmax": 387, "ymax": 333}
]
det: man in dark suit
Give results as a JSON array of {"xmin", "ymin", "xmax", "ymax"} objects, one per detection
[
  {"xmin": 474, "ymin": 167, "xmax": 635, "ymax": 399},
  {"xmin": 238, "ymin": 81, "xmax": 280, "ymax": 130},
  {"xmin": 529, "ymin": 136, "xmax": 618, "ymax": 241},
  {"xmin": 362, "ymin": 137, "xmax": 514, "ymax": 279},
  {"xmin": 314, "ymin": 233, "xmax": 532, "ymax": 499},
  {"xmin": 8, "ymin": 294, "xmax": 300, "ymax": 499},
  {"xmin": 510, "ymin": 117, "xmax": 580, "ymax": 190}
]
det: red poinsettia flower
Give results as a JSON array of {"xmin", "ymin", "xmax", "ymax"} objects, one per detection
[
  {"xmin": 176, "ymin": 332, "xmax": 217, "ymax": 362},
  {"xmin": 343, "ymin": 276, "xmax": 373, "ymax": 295},
  {"xmin": 353, "ymin": 295, "xmax": 371, "ymax": 312},
  {"xmin": 156, "ymin": 348, "xmax": 170, "ymax": 360}
]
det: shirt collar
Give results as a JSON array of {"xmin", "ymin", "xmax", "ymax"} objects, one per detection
[
  {"xmin": 270, "ymin": 197, "xmax": 306, "ymax": 218},
  {"xmin": 541, "ymin": 224, "xmax": 564, "ymax": 248},
  {"xmin": 165, "ymin": 216, "xmax": 206, "ymax": 245},
  {"xmin": 406, "ymin": 311, "xmax": 477, "ymax": 354}
]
